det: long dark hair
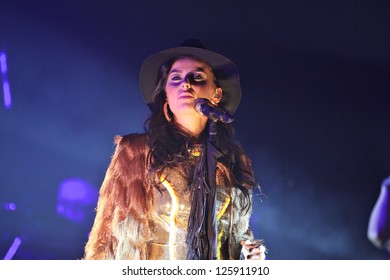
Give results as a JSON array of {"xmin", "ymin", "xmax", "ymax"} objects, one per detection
[{"xmin": 143, "ymin": 56, "xmax": 253, "ymax": 199}]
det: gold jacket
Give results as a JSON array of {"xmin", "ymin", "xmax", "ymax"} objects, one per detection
[{"xmin": 84, "ymin": 133, "xmax": 257, "ymax": 260}]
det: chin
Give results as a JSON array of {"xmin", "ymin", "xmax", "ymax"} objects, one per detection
[{"xmin": 173, "ymin": 107, "xmax": 199, "ymax": 117}]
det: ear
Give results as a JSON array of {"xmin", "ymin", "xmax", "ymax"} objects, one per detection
[{"xmin": 212, "ymin": 88, "xmax": 223, "ymax": 104}]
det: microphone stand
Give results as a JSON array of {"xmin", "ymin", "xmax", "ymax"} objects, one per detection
[{"xmin": 206, "ymin": 119, "xmax": 223, "ymax": 259}]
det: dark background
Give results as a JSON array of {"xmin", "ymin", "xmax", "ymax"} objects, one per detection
[{"xmin": 1, "ymin": 0, "xmax": 389, "ymax": 260}]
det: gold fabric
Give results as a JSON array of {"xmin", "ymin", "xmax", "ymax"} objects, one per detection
[{"xmin": 147, "ymin": 148, "xmax": 233, "ymax": 260}]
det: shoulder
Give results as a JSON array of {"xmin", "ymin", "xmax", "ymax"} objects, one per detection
[
  {"xmin": 112, "ymin": 133, "xmax": 149, "ymax": 159},
  {"xmin": 232, "ymin": 141, "xmax": 252, "ymax": 166},
  {"xmin": 231, "ymin": 141, "xmax": 258, "ymax": 189},
  {"xmin": 114, "ymin": 133, "xmax": 148, "ymax": 147}
]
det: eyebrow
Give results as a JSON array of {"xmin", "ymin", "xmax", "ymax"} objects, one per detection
[{"xmin": 169, "ymin": 67, "xmax": 207, "ymax": 74}]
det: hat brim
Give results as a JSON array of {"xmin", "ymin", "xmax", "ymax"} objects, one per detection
[{"xmin": 139, "ymin": 46, "xmax": 241, "ymax": 115}]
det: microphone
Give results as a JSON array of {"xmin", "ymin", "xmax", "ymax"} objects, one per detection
[{"xmin": 194, "ymin": 98, "xmax": 234, "ymax": 123}]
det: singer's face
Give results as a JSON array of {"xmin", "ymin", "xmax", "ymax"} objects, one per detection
[{"xmin": 165, "ymin": 57, "xmax": 221, "ymax": 118}]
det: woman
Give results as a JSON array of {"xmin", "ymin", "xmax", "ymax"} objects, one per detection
[{"xmin": 83, "ymin": 40, "xmax": 266, "ymax": 260}]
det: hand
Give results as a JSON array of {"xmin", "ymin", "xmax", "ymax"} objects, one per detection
[{"xmin": 241, "ymin": 240, "xmax": 267, "ymax": 260}]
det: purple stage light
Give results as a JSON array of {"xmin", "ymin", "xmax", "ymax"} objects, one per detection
[
  {"xmin": 0, "ymin": 51, "xmax": 12, "ymax": 109},
  {"xmin": 0, "ymin": 53, "xmax": 7, "ymax": 73},
  {"xmin": 3, "ymin": 81, "xmax": 11, "ymax": 108},
  {"xmin": 57, "ymin": 178, "xmax": 98, "ymax": 223},
  {"xmin": 3, "ymin": 237, "xmax": 22, "ymax": 260},
  {"xmin": 4, "ymin": 203, "xmax": 16, "ymax": 211}
]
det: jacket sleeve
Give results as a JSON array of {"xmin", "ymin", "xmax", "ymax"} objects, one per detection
[
  {"xmin": 83, "ymin": 134, "xmax": 151, "ymax": 259},
  {"xmin": 229, "ymin": 187, "xmax": 255, "ymax": 259},
  {"xmin": 229, "ymin": 144, "xmax": 260, "ymax": 259}
]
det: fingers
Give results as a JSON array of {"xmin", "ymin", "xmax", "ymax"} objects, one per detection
[
  {"xmin": 247, "ymin": 245, "xmax": 266, "ymax": 260},
  {"xmin": 250, "ymin": 247, "xmax": 263, "ymax": 254},
  {"xmin": 241, "ymin": 240, "xmax": 262, "ymax": 250},
  {"xmin": 241, "ymin": 240, "xmax": 267, "ymax": 260},
  {"xmin": 247, "ymin": 254, "xmax": 264, "ymax": 260}
]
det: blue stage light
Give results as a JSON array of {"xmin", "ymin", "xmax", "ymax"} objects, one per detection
[
  {"xmin": 0, "ymin": 52, "xmax": 11, "ymax": 109},
  {"xmin": 56, "ymin": 178, "xmax": 98, "ymax": 223},
  {"xmin": 4, "ymin": 203, "xmax": 16, "ymax": 211}
]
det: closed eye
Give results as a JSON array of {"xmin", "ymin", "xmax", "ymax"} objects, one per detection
[{"xmin": 168, "ymin": 74, "xmax": 182, "ymax": 82}]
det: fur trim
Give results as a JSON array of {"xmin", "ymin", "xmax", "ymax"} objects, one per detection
[
  {"xmin": 84, "ymin": 134, "xmax": 150, "ymax": 259},
  {"xmin": 84, "ymin": 133, "xmax": 258, "ymax": 260}
]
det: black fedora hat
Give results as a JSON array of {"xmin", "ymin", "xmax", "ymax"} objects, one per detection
[{"xmin": 139, "ymin": 39, "xmax": 242, "ymax": 115}]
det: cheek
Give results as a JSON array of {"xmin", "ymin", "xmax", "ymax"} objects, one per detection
[
  {"xmin": 165, "ymin": 85, "xmax": 176, "ymax": 101},
  {"xmin": 195, "ymin": 85, "xmax": 216, "ymax": 98}
]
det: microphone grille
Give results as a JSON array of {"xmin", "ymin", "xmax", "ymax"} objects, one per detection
[{"xmin": 194, "ymin": 98, "xmax": 208, "ymax": 116}]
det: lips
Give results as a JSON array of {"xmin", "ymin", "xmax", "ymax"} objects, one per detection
[
  {"xmin": 179, "ymin": 94, "xmax": 194, "ymax": 99},
  {"xmin": 178, "ymin": 90, "xmax": 194, "ymax": 99}
]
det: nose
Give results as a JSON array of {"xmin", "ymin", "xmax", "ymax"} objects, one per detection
[
  {"xmin": 181, "ymin": 81, "xmax": 190, "ymax": 89},
  {"xmin": 181, "ymin": 74, "xmax": 192, "ymax": 88}
]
